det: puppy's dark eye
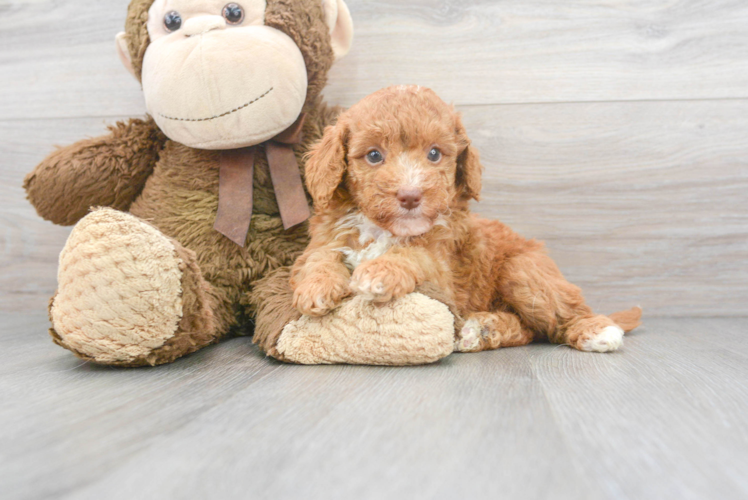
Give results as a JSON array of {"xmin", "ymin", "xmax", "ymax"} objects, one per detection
[
  {"xmin": 366, "ymin": 150, "xmax": 384, "ymax": 165},
  {"xmin": 428, "ymin": 148, "xmax": 442, "ymax": 163},
  {"xmin": 164, "ymin": 11, "xmax": 182, "ymax": 32},
  {"xmin": 223, "ymin": 3, "xmax": 245, "ymax": 24}
]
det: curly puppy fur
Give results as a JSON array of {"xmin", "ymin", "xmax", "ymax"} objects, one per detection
[{"xmin": 292, "ymin": 86, "xmax": 642, "ymax": 353}]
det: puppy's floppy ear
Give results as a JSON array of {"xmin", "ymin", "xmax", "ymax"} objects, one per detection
[
  {"xmin": 305, "ymin": 121, "xmax": 349, "ymax": 210},
  {"xmin": 455, "ymin": 115, "xmax": 483, "ymax": 201}
]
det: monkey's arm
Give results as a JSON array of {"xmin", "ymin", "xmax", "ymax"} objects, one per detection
[{"xmin": 24, "ymin": 117, "xmax": 167, "ymax": 226}]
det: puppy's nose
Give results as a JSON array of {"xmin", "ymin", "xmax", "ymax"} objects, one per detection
[{"xmin": 397, "ymin": 188, "xmax": 423, "ymax": 210}]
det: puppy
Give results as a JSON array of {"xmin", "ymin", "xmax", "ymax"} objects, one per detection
[{"xmin": 291, "ymin": 85, "xmax": 641, "ymax": 353}]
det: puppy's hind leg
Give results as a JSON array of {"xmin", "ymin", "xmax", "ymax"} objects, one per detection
[
  {"xmin": 498, "ymin": 251, "xmax": 632, "ymax": 353},
  {"xmin": 454, "ymin": 311, "xmax": 535, "ymax": 353}
]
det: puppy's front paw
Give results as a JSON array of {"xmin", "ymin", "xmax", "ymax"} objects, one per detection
[
  {"xmin": 293, "ymin": 275, "xmax": 351, "ymax": 317},
  {"xmin": 350, "ymin": 259, "xmax": 417, "ymax": 303}
]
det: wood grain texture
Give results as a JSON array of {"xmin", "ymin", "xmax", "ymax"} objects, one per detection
[
  {"xmin": 3, "ymin": 0, "xmax": 748, "ymax": 120},
  {"xmin": 1, "ymin": 0, "xmax": 747, "ymax": 316},
  {"xmin": 328, "ymin": 0, "xmax": 748, "ymax": 107},
  {"xmin": 466, "ymin": 100, "xmax": 748, "ymax": 317},
  {"xmin": 0, "ymin": 118, "xmax": 122, "ymax": 313},
  {"xmin": 1, "ymin": 312, "xmax": 747, "ymax": 499}
]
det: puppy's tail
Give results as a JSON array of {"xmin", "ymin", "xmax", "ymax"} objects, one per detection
[{"xmin": 609, "ymin": 306, "xmax": 643, "ymax": 333}]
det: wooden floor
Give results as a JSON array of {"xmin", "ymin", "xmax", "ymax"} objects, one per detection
[{"xmin": 1, "ymin": 312, "xmax": 746, "ymax": 500}]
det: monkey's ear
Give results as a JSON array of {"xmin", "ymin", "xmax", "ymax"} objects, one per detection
[
  {"xmin": 305, "ymin": 122, "xmax": 349, "ymax": 210},
  {"xmin": 115, "ymin": 32, "xmax": 137, "ymax": 80},
  {"xmin": 322, "ymin": 0, "xmax": 354, "ymax": 60},
  {"xmin": 455, "ymin": 116, "xmax": 483, "ymax": 202}
]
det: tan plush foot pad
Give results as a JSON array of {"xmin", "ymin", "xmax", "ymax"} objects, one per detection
[
  {"xmin": 277, "ymin": 293, "xmax": 455, "ymax": 366},
  {"xmin": 51, "ymin": 208, "xmax": 184, "ymax": 364}
]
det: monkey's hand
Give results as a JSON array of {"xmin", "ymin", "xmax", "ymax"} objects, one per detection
[{"xmin": 24, "ymin": 117, "xmax": 166, "ymax": 226}]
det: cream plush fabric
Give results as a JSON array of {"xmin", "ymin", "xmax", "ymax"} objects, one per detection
[
  {"xmin": 114, "ymin": 0, "xmax": 354, "ymax": 150},
  {"xmin": 277, "ymin": 293, "xmax": 455, "ymax": 365},
  {"xmin": 142, "ymin": 24, "xmax": 308, "ymax": 150},
  {"xmin": 51, "ymin": 208, "xmax": 184, "ymax": 364}
]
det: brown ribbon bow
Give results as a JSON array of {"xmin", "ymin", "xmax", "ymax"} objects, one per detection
[{"xmin": 214, "ymin": 114, "xmax": 311, "ymax": 247}]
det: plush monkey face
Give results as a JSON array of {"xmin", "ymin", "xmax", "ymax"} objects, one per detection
[{"xmin": 117, "ymin": 0, "xmax": 353, "ymax": 150}]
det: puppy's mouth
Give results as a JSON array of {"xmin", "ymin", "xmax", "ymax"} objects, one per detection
[
  {"xmin": 390, "ymin": 210, "xmax": 436, "ymax": 237},
  {"xmin": 401, "ymin": 208, "xmax": 424, "ymax": 219}
]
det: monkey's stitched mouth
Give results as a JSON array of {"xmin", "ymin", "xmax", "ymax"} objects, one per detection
[{"xmin": 158, "ymin": 87, "xmax": 274, "ymax": 122}]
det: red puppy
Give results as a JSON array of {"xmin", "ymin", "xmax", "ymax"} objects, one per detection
[{"xmin": 291, "ymin": 85, "xmax": 641, "ymax": 353}]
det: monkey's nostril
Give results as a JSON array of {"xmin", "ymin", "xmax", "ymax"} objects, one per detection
[{"xmin": 397, "ymin": 188, "xmax": 423, "ymax": 210}]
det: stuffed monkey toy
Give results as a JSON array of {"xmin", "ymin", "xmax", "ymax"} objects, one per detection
[{"xmin": 25, "ymin": 0, "xmax": 456, "ymax": 367}]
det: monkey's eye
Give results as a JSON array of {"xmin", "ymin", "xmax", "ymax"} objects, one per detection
[
  {"xmin": 365, "ymin": 150, "xmax": 384, "ymax": 166},
  {"xmin": 428, "ymin": 148, "xmax": 442, "ymax": 163},
  {"xmin": 163, "ymin": 11, "xmax": 182, "ymax": 32},
  {"xmin": 223, "ymin": 3, "xmax": 245, "ymax": 25}
]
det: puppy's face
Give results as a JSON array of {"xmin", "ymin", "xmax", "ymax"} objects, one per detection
[
  {"xmin": 305, "ymin": 86, "xmax": 483, "ymax": 237},
  {"xmin": 344, "ymin": 101, "xmax": 461, "ymax": 237}
]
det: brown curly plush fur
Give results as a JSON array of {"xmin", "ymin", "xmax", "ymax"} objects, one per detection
[
  {"xmin": 25, "ymin": 0, "xmax": 341, "ymax": 366},
  {"xmin": 124, "ymin": 0, "xmax": 152, "ymax": 81},
  {"xmin": 24, "ymin": 118, "xmax": 167, "ymax": 226}
]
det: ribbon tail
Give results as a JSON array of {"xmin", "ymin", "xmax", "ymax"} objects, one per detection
[
  {"xmin": 266, "ymin": 142, "xmax": 311, "ymax": 230},
  {"xmin": 214, "ymin": 147, "xmax": 256, "ymax": 247}
]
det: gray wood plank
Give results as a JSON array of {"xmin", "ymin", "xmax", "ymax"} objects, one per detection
[
  {"xmin": 466, "ymin": 99, "xmax": 748, "ymax": 317},
  {"xmin": 531, "ymin": 320, "xmax": 748, "ymax": 499},
  {"xmin": 328, "ymin": 0, "xmax": 748, "ymax": 107},
  {"xmin": 0, "ymin": 117, "xmax": 122, "ymax": 313},
  {"xmin": 0, "ymin": 313, "xmax": 282, "ymax": 500},
  {"xmin": 2, "ymin": 312, "xmax": 747, "ymax": 500},
  {"xmin": 65, "ymin": 352, "xmax": 599, "ymax": 500},
  {"xmin": 0, "ymin": 311, "xmax": 591, "ymax": 500},
  {"xmin": 3, "ymin": 0, "xmax": 748, "ymax": 120}
]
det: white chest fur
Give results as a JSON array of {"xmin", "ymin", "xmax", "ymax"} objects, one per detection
[{"xmin": 335, "ymin": 213, "xmax": 403, "ymax": 270}]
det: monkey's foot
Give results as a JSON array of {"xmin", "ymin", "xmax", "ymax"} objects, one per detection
[
  {"xmin": 276, "ymin": 293, "xmax": 455, "ymax": 366},
  {"xmin": 50, "ymin": 208, "xmax": 218, "ymax": 367},
  {"xmin": 250, "ymin": 269, "xmax": 458, "ymax": 366}
]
